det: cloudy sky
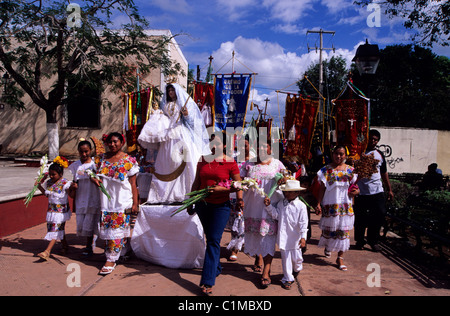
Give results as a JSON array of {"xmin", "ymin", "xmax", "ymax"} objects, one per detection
[{"xmin": 131, "ymin": 0, "xmax": 449, "ymax": 125}]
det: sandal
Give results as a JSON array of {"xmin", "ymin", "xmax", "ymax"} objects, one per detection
[
  {"xmin": 252, "ymin": 265, "xmax": 263, "ymax": 273},
  {"xmin": 229, "ymin": 255, "xmax": 238, "ymax": 261},
  {"xmin": 336, "ymin": 257, "xmax": 347, "ymax": 271},
  {"xmin": 201, "ymin": 285, "xmax": 213, "ymax": 296},
  {"xmin": 324, "ymin": 249, "xmax": 331, "ymax": 258},
  {"xmin": 37, "ymin": 250, "xmax": 50, "ymax": 261},
  {"xmin": 282, "ymin": 281, "xmax": 295, "ymax": 290},
  {"xmin": 261, "ymin": 277, "xmax": 271, "ymax": 289},
  {"xmin": 99, "ymin": 263, "xmax": 116, "ymax": 275}
]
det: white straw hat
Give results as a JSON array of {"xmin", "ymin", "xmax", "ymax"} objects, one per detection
[{"xmin": 279, "ymin": 179, "xmax": 306, "ymax": 191}]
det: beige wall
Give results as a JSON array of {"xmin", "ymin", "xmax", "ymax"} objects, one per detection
[
  {"xmin": 0, "ymin": 30, "xmax": 188, "ymax": 158},
  {"xmin": 373, "ymin": 127, "xmax": 450, "ymax": 175}
]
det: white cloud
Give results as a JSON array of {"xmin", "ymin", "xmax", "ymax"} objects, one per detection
[
  {"xmin": 320, "ymin": 0, "xmax": 353, "ymax": 15},
  {"xmin": 149, "ymin": 0, "xmax": 191, "ymax": 14},
  {"xmin": 209, "ymin": 37, "xmax": 358, "ymax": 123},
  {"xmin": 216, "ymin": 0, "xmax": 259, "ymax": 21},
  {"xmin": 262, "ymin": 0, "xmax": 316, "ymax": 23}
]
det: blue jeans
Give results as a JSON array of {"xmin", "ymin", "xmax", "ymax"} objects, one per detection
[{"xmin": 196, "ymin": 201, "xmax": 231, "ymax": 287}]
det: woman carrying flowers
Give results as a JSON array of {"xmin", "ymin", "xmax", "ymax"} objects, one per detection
[
  {"xmin": 189, "ymin": 134, "xmax": 243, "ymax": 296},
  {"xmin": 92, "ymin": 132, "xmax": 139, "ymax": 275},
  {"xmin": 241, "ymin": 138, "xmax": 287, "ymax": 289},
  {"xmin": 314, "ymin": 145, "xmax": 359, "ymax": 271}
]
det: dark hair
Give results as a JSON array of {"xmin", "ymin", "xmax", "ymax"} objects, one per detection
[
  {"xmin": 49, "ymin": 163, "xmax": 64, "ymax": 176},
  {"xmin": 166, "ymin": 84, "xmax": 177, "ymax": 102},
  {"xmin": 106, "ymin": 132, "xmax": 124, "ymax": 143},
  {"xmin": 78, "ymin": 140, "xmax": 92, "ymax": 150},
  {"xmin": 369, "ymin": 129, "xmax": 381, "ymax": 140},
  {"xmin": 332, "ymin": 145, "xmax": 347, "ymax": 154}
]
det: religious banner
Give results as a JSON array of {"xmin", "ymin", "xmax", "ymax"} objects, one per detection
[
  {"xmin": 214, "ymin": 74, "xmax": 252, "ymax": 131},
  {"xmin": 284, "ymin": 94, "xmax": 319, "ymax": 164},
  {"xmin": 194, "ymin": 82, "xmax": 214, "ymax": 127},
  {"xmin": 333, "ymin": 81, "xmax": 370, "ymax": 159},
  {"xmin": 123, "ymin": 87, "xmax": 154, "ymax": 153}
]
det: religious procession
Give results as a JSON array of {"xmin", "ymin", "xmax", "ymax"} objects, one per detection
[
  {"xmin": 12, "ymin": 52, "xmax": 401, "ymax": 296},
  {"xmin": 1, "ymin": 0, "xmax": 449, "ymax": 299}
]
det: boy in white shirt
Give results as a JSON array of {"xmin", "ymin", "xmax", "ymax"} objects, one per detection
[{"xmin": 264, "ymin": 180, "xmax": 308, "ymax": 290}]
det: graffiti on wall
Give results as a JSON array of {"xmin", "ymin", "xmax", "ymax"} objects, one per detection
[{"xmin": 376, "ymin": 144, "xmax": 404, "ymax": 170}]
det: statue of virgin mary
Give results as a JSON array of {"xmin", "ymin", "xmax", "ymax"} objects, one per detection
[{"xmin": 138, "ymin": 83, "xmax": 211, "ymax": 204}]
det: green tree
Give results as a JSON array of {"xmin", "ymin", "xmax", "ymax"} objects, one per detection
[
  {"xmin": 297, "ymin": 55, "xmax": 349, "ymax": 102},
  {"xmin": 352, "ymin": 44, "xmax": 450, "ymax": 130},
  {"xmin": 356, "ymin": 0, "xmax": 450, "ymax": 47},
  {"xmin": 0, "ymin": 0, "xmax": 182, "ymax": 158}
]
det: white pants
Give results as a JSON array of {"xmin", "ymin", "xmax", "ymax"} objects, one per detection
[{"xmin": 280, "ymin": 248, "xmax": 304, "ymax": 282}]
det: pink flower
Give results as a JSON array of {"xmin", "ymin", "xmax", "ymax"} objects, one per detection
[{"xmin": 217, "ymin": 179, "xmax": 232, "ymax": 189}]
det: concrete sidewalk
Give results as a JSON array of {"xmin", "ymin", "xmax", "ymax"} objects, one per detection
[{"xmin": 0, "ymin": 162, "xmax": 449, "ymax": 296}]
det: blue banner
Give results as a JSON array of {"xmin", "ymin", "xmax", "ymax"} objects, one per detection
[{"xmin": 214, "ymin": 74, "xmax": 252, "ymax": 131}]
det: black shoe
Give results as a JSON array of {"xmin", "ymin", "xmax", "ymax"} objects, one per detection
[{"xmin": 354, "ymin": 242, "xmax": 365, "ymax": 250}]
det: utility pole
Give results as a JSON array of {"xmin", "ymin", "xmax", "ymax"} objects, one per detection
[
  {"xmin": 307, "ymin": 29, "xmax": 335, "ymax": 122},
  {"xmin": 263, "ymin": 97, "xmax": 270, "ymax": 119}
]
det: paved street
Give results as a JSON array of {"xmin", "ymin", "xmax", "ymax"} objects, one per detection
[{"xmin": 1, "ymin": 160, "xmax": 449, "ymax": 298}]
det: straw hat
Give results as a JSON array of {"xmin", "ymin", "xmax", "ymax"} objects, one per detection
[{"xmin": 279, "ymin": 179, "xmax": 306, "ymax": 191}]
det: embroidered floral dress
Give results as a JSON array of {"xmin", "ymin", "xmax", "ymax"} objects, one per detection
[
  {"xmin": 317, "ymin": 165, "xmax": 357, "ymax": 252},
  {"xmin": 94, "ymin": 154, "xmax": 139, "ymax": 255},
  {"xmin": 242, "ymin": 159, "xmax": 286, "ymax": 257},
  {"xmin": 42, "ymin": 178, "xmax": 72, "ymax": 241}
]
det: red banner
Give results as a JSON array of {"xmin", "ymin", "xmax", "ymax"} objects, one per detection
[
  {"xmin": 334, "ymin": 83, "xmax": 369, "ymax": 159},
  {"xmin": 194, "ymin": 82, "xmax": 214, "ymax": 110},
  {"xmin": 284, "ymin": 95, "xmax": 319, "ymax": 163}
]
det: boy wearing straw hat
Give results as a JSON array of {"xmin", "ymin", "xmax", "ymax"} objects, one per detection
[{"xmin": 264, "ymin": 180, "xmax": 308, "ymax": 290}]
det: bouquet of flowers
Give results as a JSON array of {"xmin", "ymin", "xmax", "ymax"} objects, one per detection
[
  {"xmin": 24, "ymin": 155, "xmax": 50, "ymax": 207},
  {"xmin": 85, "ymin": 169, "xmax": 112, "ymax": 200},
  {"xmin": 170, "ymin": 178, "xmax": 267, "ymax": 217}
]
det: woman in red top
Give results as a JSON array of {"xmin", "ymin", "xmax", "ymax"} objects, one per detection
[{"xmin": 190, "ymin": 134, "xmax": 243, "ymax": 295}]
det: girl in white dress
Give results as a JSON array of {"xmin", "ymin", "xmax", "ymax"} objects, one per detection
[
  {"xmin": 37, "ymin": 158, "xmax": 74, "ymax": 260},
  {"xmin": 242, "ymin": 141, "xmax": 286, "ymax": 288},
  {"xmin": 138, "ymin": 83, "xmax": 210, "ymax": 204},
  {"xmin": 92, "ymin": 132, "xmax": 140, "ymax": 275},
  {"xmin": 68, "ymin": 139, "xmax": 101, "ymax": 257},
  {"xmin": 314, "ymin": 146, "xmax": 360, "ymax": 271}
]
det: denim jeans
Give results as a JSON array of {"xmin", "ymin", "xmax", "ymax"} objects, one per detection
[{"xmin": 196, "ymin": 201, "xmax": 231, "ymax": 287}]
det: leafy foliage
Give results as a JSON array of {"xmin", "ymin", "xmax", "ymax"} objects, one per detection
[
  {"xmin": 0, "ymin": 0, "xmax": 182, "ymax": 120},
  {"xmin": 356, "ymin": 0, "xmax": 450, "ymax": 47},
  {"xmin": 352, "ymin": 45, "xmax": 450, "ymax": 130}
]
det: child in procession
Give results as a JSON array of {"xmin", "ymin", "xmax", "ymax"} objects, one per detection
[
  {"xmin": 36, "ymin": 156, "xmax": 75, "ymax": 261},
  {"xmin": 68, "ymin": 139, "xmax": 101, "ymax": 257},
  {"xmin": 264, "ymin": 179, "xmax": 308, "ymax": 290}
]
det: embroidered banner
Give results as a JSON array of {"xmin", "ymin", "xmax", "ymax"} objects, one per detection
[
  {"xmin": 333, "ymin": 82, "xmax": 369, "ymax": 159},
  {"xmin": 284, "ymin": 95, "xmax": 319, "ymax": 164},
  {"xmin": 214, "ymin": 74, "xmax": 252, "ymax": 131},
  {"xmin": 123, "ymin": 88, "xmax": 154, "ymax": 152},
  {"xmin": 194, "ymin": 82, "xmax": 214, "ymax": 127}
]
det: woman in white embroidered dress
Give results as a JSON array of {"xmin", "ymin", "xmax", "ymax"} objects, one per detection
[
  {"xmin": 93, "ymin": 132, "xmax": 139, "ymax": 275},
  {"xmin": 314, "ymin": 145, "xmax": 359, "ymax": 271},
  {"xmin": 242, "ymin": 140, "xmax": 286, "ymax": 288},
  {"xmin": 138, "ymin": 83, "xmax": 210, "ymax": 204}
]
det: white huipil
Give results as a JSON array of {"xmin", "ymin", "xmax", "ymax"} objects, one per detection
[{"xmin": 68, "ymin": 159, "xmax": 101, "ymax": 236}]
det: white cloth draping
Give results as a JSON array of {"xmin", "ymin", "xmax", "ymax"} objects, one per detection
[
  {"xmin": 131, "ymin": 205, "xmax": 205, "ymax": 269},
  {"xmin": 138, "ymin": 83, "xmax": 211, "ymax": 204}
]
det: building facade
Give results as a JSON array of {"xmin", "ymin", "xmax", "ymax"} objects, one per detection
[{"xmin": 0, "ymin": 30, "xmax": 188, "ymax": 158}]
